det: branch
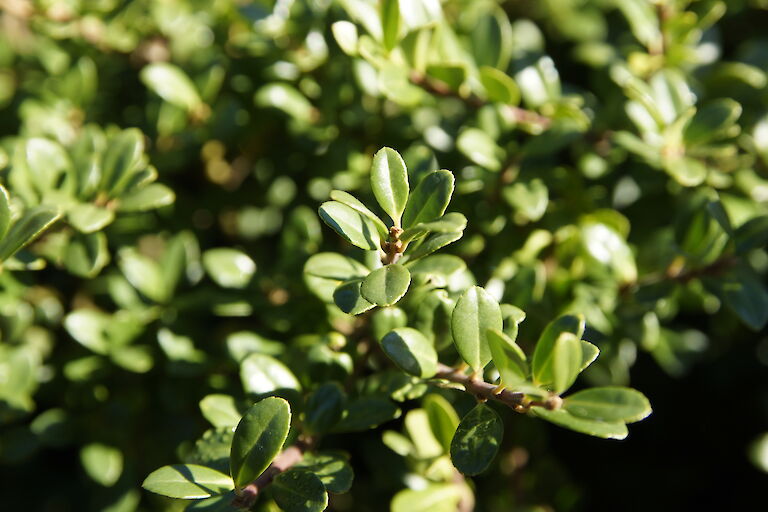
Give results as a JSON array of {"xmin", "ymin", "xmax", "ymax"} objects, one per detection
[
  {"xmin": 433, "ymin": 363, "xmax": 561, "ymax": 412},
  {"xmin": 620, "ymin": 255, "xmax": 738, "ymax": 297},
  {"xmin": 232, "ymin": 439, "xmax": 311, "ymax": 509},
  {"xmin": 409, "ymin": 72, "xmax": 552, "ymax": 131}
]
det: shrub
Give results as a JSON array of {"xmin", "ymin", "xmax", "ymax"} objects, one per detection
[{"xmin": 0, "ymin": 1, "xmax": 767, "ymax": 511}]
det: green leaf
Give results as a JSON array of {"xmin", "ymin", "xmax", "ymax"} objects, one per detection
[
  {"xmin": 303, "ymin": 252, "xmax": 370, "ymax": 303},
  {"xmin": 580, "ymin": 222, "xmax": 637, "ymax": 283},
  {"xmin": 117, "ymin": 183, "xmax": 175, "ymax": 212},
  {"xmin": 304, "ymin": 383, "xmax": 346, "ymax": 434},
  {"xmin": 470, "ymin": 8, "xmax": 512, "ymax": 69},
  {"xmin": 734, "ymin": 216, "xmax": 768, "ymax": 255},
  {"xmin": 361, "ymin": 264, "xmax": 411, "ymax": 306},
  {"xmin": 202, "ymin": 248, "xmax": 256, "ymax": 289},
  {"xmin": 372, "ymin": 306, "xmax": 408, "ymax": 341},
  {"xmin": 118, "ymin": 248, "xmax": 166, "ymax": 303},
  {"xmin": 81, "ymin": 443, "xmax": 123, "ymax": 487},
  {"xmin": 294, "ymin": 452, "xmax": 354, "ymax": 494},
  {"xmin": 185, "ymin": 491, "xmax": 237, "ymax": 511},
  {"xmin": 579, "ymin": 340, "xmax": 600, "ymax": 372},
  {"xmin": 564, "ymin": 387, "xmax": 652, "ymax": 423},
  {"xmin": 423, "ymin": 394, "xmax": 460, "ymax": 453},
  {"xmin": 64, "ymin": 231, "xmax": 110, "ymax": 278},
  {"xmin": 451, "ymin": 286, "xmax": 503, "ymax": 372},
  {"xmin": 272, "ymin": 469, "xmax": 328, "ymax": 512},
  {"xmin": 0, "ymin": 185, "xmax": 12, "ymax": 241},
  {"xmin": 664, "ymin": 156, "xmax": 707, "ymax": 187},
  {"xmin": 100, "ymin": 129, "xmax": 144, "ymax": 196},
  {"xmin": 426, "ymin": 63, "xmax": 467, "ymax": 90},
  {"xmin": 402, "ymin": 170, "xmax": 454, "ymax": 229},
  {"xmin": 488, "ymin": 328, "xmax": 528, "ymax": 387},
  {"xmin": 240, "ymin": 354, "xmax": 301, "ymax": 397},
  {"xmin": 450, "ymin": 403, "xmax": 503, "ymax": 476},
  {"xmin": 391, "ymin": 484, "xmax": 462, "ymax": 512},
  {"xmin": 704, "ymin": 265, "xmax": 768, "ymax": 331},
  {"xmin": 333, "ymin": 397, "xmax": 401, "ymax": 432},
  {"xmin": 333, "ymin": 279, "xmax": 376, "ymax": 315},
  {"xmin": 530, "ymin": 407, "xmax": 628, "ymax": 440},
  {"xmin": 371, "ymin": 147, "xmax": 409, "ymax": 226},
  {"xmin": 331, "ymin": 21, "xmax": 358, "ymax": 56},
  {"xmin": 405, "ymin": 408, "xmax": 444, "ymax": 459},
  {"xmin": 329, "ymin": 190, "xmax": 388, "ymax": 238},
  {"xmin": 141, "ymin": 63, "xmax": 203, "ymax": 112},
  {"xmin": 142, "ymin": 464, "xmax": 234, "ymax": 499},
  {"xmin": 503, "ymin": 179, "xmax": 548, "ymax": 223},
  {"xmin": 532, "ymin": 314, "xmax": 585, "ymax": 387},
  {"xmin": 255, "ymin": 84, "xmax": 315, "ymax": 123},
  {"xmin": 199, "ymin": 395, "xmax": 243, "ymax": 429},
  {"xmin": 0, "ymin": 206, "xmax": 60, "ymax": 262},
  {"xmin": 550, "ymin": 333, "xmax": 583, "ymax": 394},
  {"xmin": 456, "ymin": 129, "xmax": 502, "ymax": 171},
  {"xmin": 479, "ymin": 66, "xmax": 520, "ymax": 105},
  {"xmin": 684, "ymin": 98, "xmax": 742, "ymax": 146},
  {"xmin": 380, "ymin": 327, "xmax": 438, "ymax": 378},
  {"xmin": 229, "ymin": 397, "xmax": 291, "ymax": 488},
  {"xmin": 67, "ymin": 203, "xmax": 114, "ymax": 233},
  {"xmin": 380, "ymin": 0, "xmax": 401, "ymax": 52},
  {"xmin": 405, "ymin": 231, "xmax": 463, "ymax": 261},
  {"xmin": 319, "ymin": 201, "xmax": 381, "ymax": 251},
  {"xmin": 401, "ymin": 213, "xmax": 467, "ymax": 243}
]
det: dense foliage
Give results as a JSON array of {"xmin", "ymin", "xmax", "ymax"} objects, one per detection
[{"xmin": 1, "ymin": 0, "xmax": 768, "ymax": 511}]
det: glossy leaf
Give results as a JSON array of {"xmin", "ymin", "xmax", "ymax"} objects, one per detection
[
  {"xmin": 331, "ymin": 21, "xmax": 358, "ymax": 56},
  {"xmin": 240, "ymin": 354, "xmax": 301, "ymax": 397},
  {"xmin": 67, "ymin": 203, "xmax": 114, "ymax": 234},
  {"xmin": 304, "ymin": 383, "xmax": 346, "ymax": 434},
  {"xmin": 423, "ymin": 394, "xmax": 460, "ymax": 453},
  {"xmin": 361, "ymin": 264, "xmax": 411, "ymax": 306},
  {"xmin": 579, "ymin": 340, "xmax": 600, "ymax": 372},
  {"xmin": 141, "ymin": 63, "xmax": 203, "ymax": 112},
  {"xmin": 142, "ymin": 464, "xmax": 234, "ymax": 499},
  {"xmin": 450, "ymin": 403, "xmax": 503, "ymax": 475},
  {"xmin": 318, "ymin": 201, "xmax": 381, "ymax": 251},
  {"xmin": 488, "ymin": 328, "xmax": 528, "ymax": 386},
  {"xmin": 404, "ymin": 231, "xmax": 463, "ymax": 261},
  {"xmin": 0, "ymin": 206, "xmax": 60, "ymax": 262},
  {"xmin": 531, "ymin": 408, "xmax": 628, "ymax": 440},
  {"xmin": 532, "ymin": 314, "xmax": 585, "ymax": 387},
  {"xmin": 117, "ymin": 183, "xmax": 175, "ymax": 212},
  {"xmin": 202, "ymin": 248, "xmax": 256, "ymax": 289},
  {"xmin": 564, "ymin": 387, "xmax": 652, "ymax": 423},
  {"xmin": 451, "ymin": 286, "xmax": 503, "ymax": 372},
  {"xmin": 272, "ymin": 469, "xmax": 328, "ymax": 512},
  {"xmin": 380, "ymin": 0, "xmax": 401, "ymax": 51},
  {"xmin": 550, "ymin": 332, "xmax": 583, "ymax": 394},
  {"xmin": 199, "ymin": 395, "xmax": 242, "ymax": 429},
  {"xmin": 230, "ymin": 397, "xmax": 291, "ymax": 488},
  {"xmin": 329, "ymin": 190, "xmax": 387, "ymax": 237},
  {"xmin": 294, "ymin": 452, "xmax": 354, "ymax": 493},
  {"xmin": 371, "ymin": 147, "xmax": 409, "ymax": 225},
  {"xmin": 380, "ymin": 327, "xmax": 438, "ymax": 378},
  {"xmin": 303, "ymin": 252, "xmax": 370, "ymax": 303},
  {"xmin": 402, "ymin": 170, "xmax": 454, "ymax": 229},
  {"xmin": 333, "ymin": 279, "xmax": 376, "ymax": 315}
]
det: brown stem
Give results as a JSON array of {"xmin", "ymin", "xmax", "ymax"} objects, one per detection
[
  {"xmin": 232, "ymin": 439, "xmax": 311, "ymax": 509},
  {"xmin": 434, "ymin": 363, "xmax": 529, "ymax": 411}
]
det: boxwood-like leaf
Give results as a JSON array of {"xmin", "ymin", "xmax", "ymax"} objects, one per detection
[
  {"xmin": 202, "ymin": 248, "xmax": 256, "ymax": 289},
  {"xmin": 532, "ymin": 314, "xmax": 585, "ymax": 387},
  {"xmin": 530, "ymin": 407, "xmax": 628, "ymax": 440},
  {"xmin": 684, "ymin": 98, "xmax": 742, "ymax": 145},
  {"xmin": 579, "ymin": 340, "xmax": 600, "ymax": 372},
  {"xmin": 380, "ymin": 327, "xmax": 438, "ymax": 378},
  {"xmin": 304, "ymin": 383, "xmax": 346, "ymax": 434},
  {"xmin": 332, "ymin": 397, "xmax": 401, "ymax": 432},
  {"xmin": 488, "ymin": 328, "xmax": 528, "ymax": 387},
  {"xmin": 564, "ymin": 387, "xmax": 652, "ymax": 423},
  {"xmin": 240, "ymin": 354, "xmax": 301, "ymax": 397},
  {"xmin": 371, "ymin": 147, "xmax": 409, "ymax": 225},
  {"xmin": 361, "ymin": 264, "xmax": 411, "ymax": 306},
  {"xmin": 318, "ymin": 201, "xmax": 381, "ymax": 251},
  {"xmin": 229, "ymin": 397, "xmax": 291, "ymax": 489},
  {"xmin": 304, "ymin": 252, "xmax": 370, "ymax": 303},
  {"xmin": 199, "ymin": 394, "xmax": 243, "ymax": 429},
  {"xmin": 67, "ymin": 203, "xmax": 114, "ymax": 233},
  {"xmin": 551, "ymin": 332, "xmax": 583, "ymax": 394},
  {"xmin": 142, "ymin": 464, "xmax": 234, "ymax": 499},
  {"xmin": 371, "ymin": 307, "xmax": 408, "ymax": 341},
  {"xmin": 272, "ymin": 469, "xmax": 328, "ymax": 512},
  {"xmin": 117, "ymin": 183, "xmax": 175, "ymax": 212},
  {"xmin": 0, "ymin": 206, "xmax": 61, "ymax": 262},
  {"xmin": 450, "ymin": 403, "xmax": 503, "ymax": 475},
  {"xmin": 391, "ymin": 484, "xmax": 462, "ymax": 512},
  {"xmin": 141, "ymin": 62, "xmax": 203, "ymax": 113},
  {"xmin": 423, "ymin": 394, "xmax": 460, "ymax": 453},
  {"xmin": 380, "ymin": 0, "xmax": 401, "ymax": 52},
  {"xmin": 81, "ymin": 443, "xmax": 123, "ymax": 487},
  {"xmin": 329, "ymin": 190, "xmax": 388, "ymax": 237},
  {"xmin": 402, "ymin": 170, "xmax": 454, "ymax": 229},
  {"xmin": 404, "ymin": 230, "xmax": 463, "ymax": 261},
  {"xmin": 451, "ymin": 286, "xmax": 503, "ymax": 372},
  {"xmin": 734, "ymin": 216, "xmax": 768, "ymax": 255},
  {"xmin": 479, "ymin": 66, "xmax": 520, "ymax": 105},
  {"xmin": 294, "ymin": 452, "xmax": 354, "ymax": 494},
  {"xmin": 400, "ymin": 212, "xmax": 467, "ymax": 242},
  {"xmin": 333, "ymin": 279, "xmax": 376, "ymax": 315}
]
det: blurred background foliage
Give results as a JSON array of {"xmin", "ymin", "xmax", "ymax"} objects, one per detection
[{"xmin": 1, "ymin": 0, "xmax": 768, "ymax": 510}]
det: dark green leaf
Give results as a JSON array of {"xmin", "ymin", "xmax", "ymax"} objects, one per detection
[
  {"xmin": 402, "ymin": 170, "xmax": 455, "ymax": 229},
  {"xmin": 0, "ymin": 206, "xmax": 61, "ymax": 262},
  {"xmin": 319, "ymin": 201, "xmax": 381, "ymax": 251},
  {"xmin": 294, "ymin": 452, "xmax": 354, "ymax": 494},
  {"xmin": 332, "ymin": 397, "xmax": 401, "ymax": 432},
  {"xmin": 734, "ymin": 216, "xmax": 768, "ymax": 255},
  {"xmin": 380, "ymin": 327, "xmax": 438, "ymax": 378},
  {"xmin": 450, "ymin": 403, "xmax": 503, "ymax": 476},
  {"xmin": 404, "ymin": 230, "xmax": 463, "ymax": 261},
  {"xmin": 304, "ymin": 383, "xmax": 346, "ymax": 435},
  {"xmin": 684, "ymin": 98, "xmax": 742, "ymax": 145},
  {"xmin": 361, "ymin": 264, "xmax": 411, "ymax": 306},
  {"xmin": 333, "ymin": 279, "xmax": 375, "ymax": 315},
  {"xmin": 451, "ymin": 286, "xmax": 503, "ymax": 372},
  {"xmin": 272, "ymin": 469, "xmax": 328, "ymax": 512},
  {"xmin": 229, "ymin": 397, "xmax": 291, "ymax": 488},
  {"xmin": 532, "ymin": 314, "xmax": 585, "ymax": 388}
]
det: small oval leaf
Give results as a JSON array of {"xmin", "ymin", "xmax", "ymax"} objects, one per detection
[
  {"xmin": 402, "ymin": 170, "xmax": 455, "ymax": 229},
  {"xmin": 361, "ymin": 264, "xmax": 411, "ymax": 306},
  {"xmin": 142, "ymin": 464, "xmax": 234, "ymax": 499},
  {"xmin": 371, "ymin": 147, "xmax": 409, "ymax": 225},
  {"xmin": 380, "ymin": 327, "xmax": 438, "ymax": 378},
  {"xmin": 450, "ymin": 403, "xmax": 503, "ymax": 476},
  {"xmin": 451, "ymin": 286, "xmax": 503, "ymax": 372},
  {"xmin": 564, "ymin": 387, "xmax": 652, "ymax": 423}
]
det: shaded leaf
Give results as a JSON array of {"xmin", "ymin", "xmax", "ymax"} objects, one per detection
[
  {"xmin": 361, "ymin": 264, "xmax": 411, "ymax": 306},
  {"xmin": 450, "ymin": 403, "xmax": 503, "ymax": 475},
  {"xmin": 380, "ymin": 327, "xmax": 438, "ymax": 378},
  {"xmin": 142, "ymin": 464, "xmax": 234, "ymax": 499}
]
